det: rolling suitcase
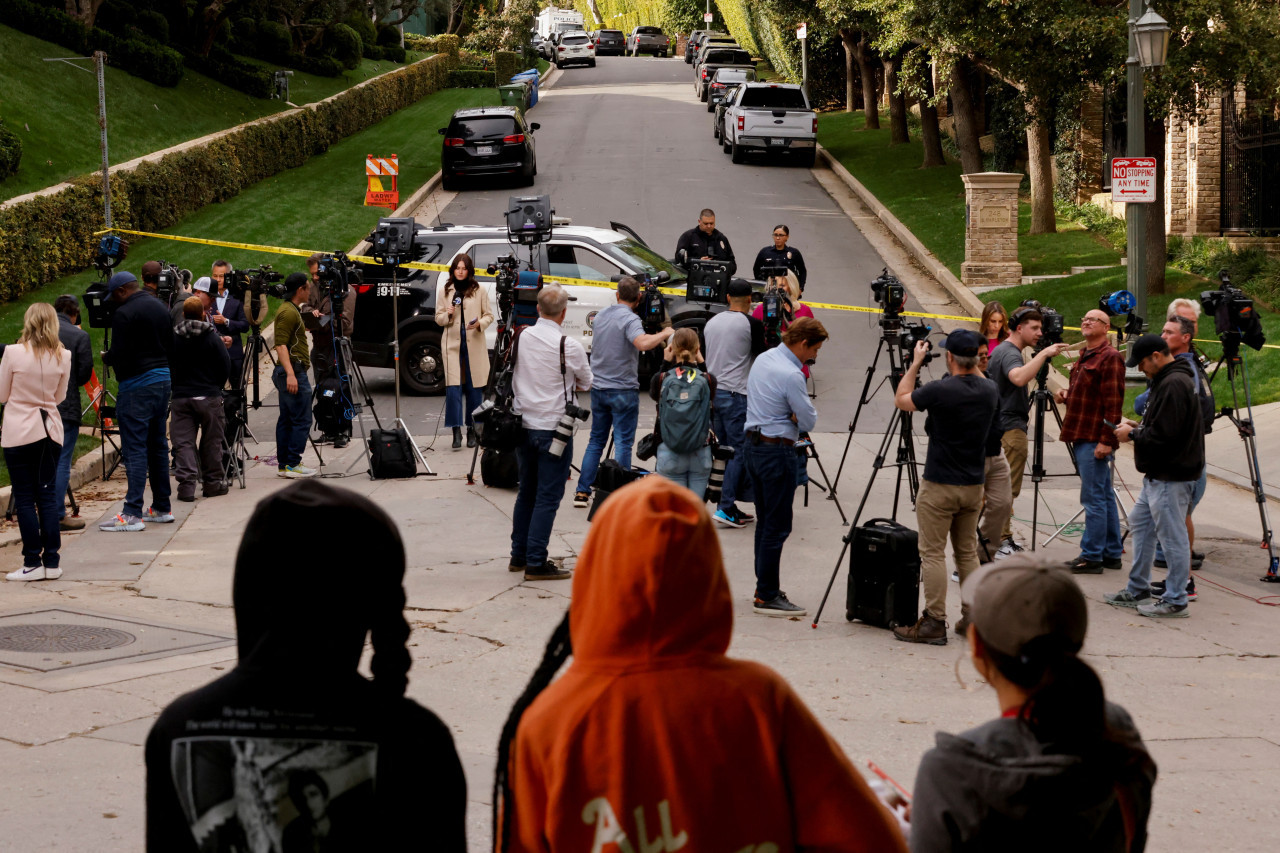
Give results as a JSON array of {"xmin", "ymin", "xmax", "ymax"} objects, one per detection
[
  {"xmin": 587, "ymin": 460, "xmax": 647, "ymax": 520},
  {"xmin": 846, "ymin": 517, "xmax": 921, "ymax": 629},
  {"xmin": 369, "ymin": 427, "xmax": 417, "ymax": 479}
]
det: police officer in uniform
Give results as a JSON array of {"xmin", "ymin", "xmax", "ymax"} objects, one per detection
[
  {"xmin": 753, "ymin": 224, "xmax": 807, "ymax": 293},
  {"xmin": 675, "ymin": 208, "xmax": 737, "ymax": 275}
]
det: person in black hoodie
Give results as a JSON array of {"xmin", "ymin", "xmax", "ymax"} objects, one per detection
[
  {"xmin": 911, "ymin": 556, "xmax": 1156, "ymax": 853},
  {"xmin": 145, "ymin": 481, "xmax": 467, "ymax": 852},
  {"xmin": 100, "ymin": 270, "xmax": 175, "ymax": 532},
  {"xmin": 53, "ymin": 295, "xmax": 93, "ymax": 531},
  {"xmin": 170, "ymin": 298, "xmax": 232, "ymax": 502},
  {"xmin": 1105, "ymin": 334, "xmax": 1205, "ymax": 618}
]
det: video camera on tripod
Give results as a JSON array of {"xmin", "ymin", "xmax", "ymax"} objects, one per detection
[
  {"xmin": 1017, "ymin": 298, "xmax": 1065, "ymax": 351},
  {"xmin": 871, "ymin": 268, "xmax": 907, "ymax": 319},
  {"xmin": 869, "ymin": 269, "xmax": 934, "ymax": 365},
  {"xmin": 1202, "ymin": 270, "xmax": 1266, "ymax": 354},
  {"xmin": 154, "ymin": 261, "xmax": 191, "ymax": 310},
  {"xmin": 226, "ymin": 264, "xmax": 286, "ymax": 327},
  {"xmin": 637, "ymin": 271, "xmax": 670, "ymax": 333},
  {"xmin": 758, "ymin": 264, "xmax": 790, "ymax": 345},
  {"xmin": 313, "ymin": 251, "xmax": 362, "ymax": 303},
  {"xmin": 685, "ymin": 258, "xmax": 731, "ymax": 303}
]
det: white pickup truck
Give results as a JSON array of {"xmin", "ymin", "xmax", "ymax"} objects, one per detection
[{"xmin": 721, "ymin": 83, "xmax": 817, "ymax": 168}]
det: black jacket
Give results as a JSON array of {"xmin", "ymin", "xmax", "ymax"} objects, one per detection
[
  {"xmin": 171, "ymin": 320, "xmax": 231, "ymax": 399},
  {"xmin": 213, "ymin": 292, "xmax": 249, "ymax": 363},
  {"xmin": 752, "ymin": 244, "xmax": 807, "ymax": 290},
  {"xmin": 144, "ymin": 481, "xmax": 467, "ymax": 852},
  {"xmin": 911, "ymin": 703, "xmax": 1156, "ymax": 853},
  {"xmin": 56, "ymin": 313, "xmax": 94, "ymax": 425},
  {"xmin": 1132, "ymin": 358, "xmax": 1205, "ymax": 481},
  {"xmin": 104, "ymin": 290, "xmax": 174, "ymax": 382},
  {"xmin": 675, "ymin": 226, "xmax": 737, "ymax": 275}
]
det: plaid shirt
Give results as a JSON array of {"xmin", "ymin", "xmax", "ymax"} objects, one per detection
[{"xmin": 1059, "ymin": 340, "xmax": 1125, "ymax": 448}]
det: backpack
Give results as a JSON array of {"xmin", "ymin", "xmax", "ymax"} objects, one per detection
[
  {"xmin": 658, "ymin": 366, "xmax": 712, "ymax": 454},
  {"xmin": 312, "ymin": 374, "xmax": 349, "ymax": 436}
]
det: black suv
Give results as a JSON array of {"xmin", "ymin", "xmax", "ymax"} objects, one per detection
[
  {"xmin": 592, "ymin": 29, "xmax": 625, "ymax": 55},
  {"xmin": 439, "ymin": 107, "xmax": 538, "ymax": 191}
]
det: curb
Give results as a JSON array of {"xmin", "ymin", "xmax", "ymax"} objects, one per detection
[{"xmin": 816, "ymin": 145, "xmax": 985, "ymax": 318}]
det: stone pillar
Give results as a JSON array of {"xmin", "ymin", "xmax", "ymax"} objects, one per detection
[{"xmin": 961, "ymin": 172, "xmax": 1023, "ymax": 289}]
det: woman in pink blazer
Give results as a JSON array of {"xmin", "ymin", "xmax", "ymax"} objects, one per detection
[{"xmin": 0, "ymin": 303, "xmax": 72, "ymax": 581}]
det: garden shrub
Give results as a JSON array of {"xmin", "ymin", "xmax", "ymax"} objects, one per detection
[
  {"xmin": 135, "ymin": 9, "xmax": 170, "ymax": 44},
  {"xmin": 377, "ymin": 24, "xmax": 401, "ymax": 47},
  {"xmin": 435, "ymin": 34, "xmax": 460, "ymax": 62},
  {"xmin": 326, "ymin": 22, "xmax": 363, "ymax": 70},
  {"xmin": 257, "ymin": 20, "xmax": 293, "ymax": 57},
  {"xmin": 0, "ymin": 52, "xmax": 456, "ymax": 302},
  {"xmin": 344, "ymin": 10, "xmax": 378, "ymax": 49},
  {"xmin": 184, "ymin": 47, "xmax": 274, "ymax": 99},
  {"xmin": 382, "ymin": 45, "xmax": 407, "ymax": 63},
  {"xmin": 448, "ymin": 69, "xmax": 496, "ymax": 88},
  {"xmin": 0, "ymin": 121, "xmax": 22, "ymax": 181},
  {"xmin": 494, "ymin": 50, "xmax": 520, "ymax": 85}
]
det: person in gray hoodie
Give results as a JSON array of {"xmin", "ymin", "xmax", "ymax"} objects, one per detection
[
  {"xmin": 910, "ymin": 556, "xmax": 1156, "ymax": 853},
  {"xmin": 169, "ymin": 297, "xmax": 231, "ymax": 501}
]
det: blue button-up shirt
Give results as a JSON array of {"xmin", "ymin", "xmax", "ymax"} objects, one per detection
[{"xmin": 744, "ymin": 344, "xmax": 817, "ymax": 440}]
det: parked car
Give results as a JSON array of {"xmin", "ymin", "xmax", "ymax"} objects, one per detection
[
  {"xmin": 438, "ymin": 107, "xmax": 538, "ymax": 191},
  {"xmin": 684, "ymin": 30, "xmax": 722, "ymax": 63},
  {"xmin": 349, "ymin": 220, "xmax": 750, "ymax": 394},
  {"xmin": 592, "ymin": 28, "xmax": 626, "ymax": 55},
  {"xmin": 721, "ymin": 83, "xmax": 817, "ymax": 167},
  {"xmin": 693, "ymin": 34, "xmax": 738, "ymax": 66},
  {"xmin": 694, "ymin": 47, "xmax": 754, "ymax": 101},
  {"xmin": 555, "ymin": 31, "xmax": 596, "ymax": 68},
  {"xmin": 626, "ymin": 26, "xmax": 670, "ymax": 57},
  {"xmin": 705, "ymin": 67, "xmax": 755, "ymax": 112},
  {"xmin": 711, "ymin": 82, "xmax": 744, "ymax": 142}
]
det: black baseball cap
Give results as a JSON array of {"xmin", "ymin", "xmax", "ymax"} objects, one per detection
[
  {"xmin": 283, "ymin": 272, "xmax": 309, "ymax": 296},
  {"xmin": 935, "ymin": 329, "xmax": 984, "ymax": 357},
  {"xmin": 727, "ymin": 279, "xmax": 753, "ymax": 298},
  {"xmin": 105, "ymin": 271, "xmax": 137, "ymax": 294},
  {"xmin": 961, "ymin": 555, "xmax": 1088, "ymax": 658},
  {"xmin": 1126, "ymin": 333, "xmax": 1169, "ymax": 367}
]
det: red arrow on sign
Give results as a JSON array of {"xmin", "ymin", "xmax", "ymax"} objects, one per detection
[{"xmin": 1119, "ymin": 189, "xmax": 1148, "ymax": 195}]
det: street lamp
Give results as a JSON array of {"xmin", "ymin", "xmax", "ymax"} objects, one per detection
[{"xmin": 1125, "ymin": 0, "xmax": 1170, "ymax": 327}]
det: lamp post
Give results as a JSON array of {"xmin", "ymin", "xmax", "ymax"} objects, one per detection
[{"xmin": 1125, "ymin": 0, "xmax": 1171, "ymax": 327}]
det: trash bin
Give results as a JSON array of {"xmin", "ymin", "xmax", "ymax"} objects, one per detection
[
  {"xmin": 511, "ymin": 69, "xmax": 539, "ymax": 107},
  {"xmin": 499, "ymin": 83, "xmax": 527, "ymax": 111}
]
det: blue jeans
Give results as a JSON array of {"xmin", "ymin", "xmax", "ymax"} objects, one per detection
[
  {"xmin": 273, "ymin": 365, "xmax": 312, "ymax": 469},
  {"xmin": 55, "ymin": 417, "xmax": 79, "ymax": 521},
  {"xmin": 444, "ymin": 339, "xmax": 484, "ymax": 428},
  {"xmin": 1073, "ymin": 443, "xmax": 1122, "ymax": 561},
  {"xmin": 5, "ymin": 439, "xmax": 61, "ymax": 569},
  {"xmin": 511, "ymin": 429, "xmax": 572, "ymax": 569},
  {"xmin": 1127, "ymin": 476, "xmax": 1195, "ymax": 606},
  {"xmin": 575, "ymin": 388, "xmax": 639, "ymax": 494},
  {"xmin": 744, "ymin": 442, "xmax": 797, "ymax": 601},
  {"xmin": 711, "ymin": 390, "xmax": 750, "ymax": 510},
  {"xmin": 117, "ymin": 381, "xmax": 172, "ymax": 518},
  {"xmin": 657, "ymin": 444, "xmax": 712, "ymax": 500},
  {"xmin": 1155, "ymin": 467, "xmax": 1207, "ymax": 562}
]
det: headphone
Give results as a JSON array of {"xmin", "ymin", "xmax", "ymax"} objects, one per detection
[{"xmin": 1010, "ymin": 305, "xmax": 1040, "ymax": 330}]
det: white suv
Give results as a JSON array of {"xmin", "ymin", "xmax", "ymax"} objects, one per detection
[{"xmin": 555, "ymin": 33, "xmax": 596, "ymax": 68}]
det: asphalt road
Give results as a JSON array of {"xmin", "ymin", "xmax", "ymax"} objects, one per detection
[{"xmin": 340, "ymin": 54, "xmax": 917, "ymax": 451}]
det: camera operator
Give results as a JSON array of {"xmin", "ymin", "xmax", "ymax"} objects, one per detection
[
  {"xmin": 191, "ymin": 278, "xmax": 234, "ymax": 349},
  {"xmin": 170, "ymin": 298, "xmax": 231, "ymax": 501},
  {"xmin": 139, "ymin": 260, "xmax": 191, "ymax": 325},
  {"xmin": 210, "ymin": 259, "xmax": 249, "ymax": 388},
  {"xmin": 572, "ymin": 276, "xmax": 673, "ymax": 508},
  {"xmin": 273, "ymin": 274, "xmax": 317, "ymax": 479},
  {"xmin": 988, "ymin": 307, "xmax": 1070, "ymax": 555},
  {"xmin": 1133, "ymin": 312, "xmax": 1213, "ymax": 596},
  {"xmin": 306, "ymin": 253, "xmax": 358, "ymax": 447},
  {"xmin": 752, "ymin": 224, "xmax": 807, "ymax": 293},
  {"xmin": 510, "ymin": 285, "xmax": 593, "ymax": 582},
  {"xmin": 1106, "ymin": 335, "xmax": 1205, "ymax": 618},
  {"xmin": 705, "ymin": 279, "xmax": 766, "ymax": 528},
  {"xmin": 53, "ymin": 295, "xmax": 93, "ymax": 532},
  {"xmin": 1055, "ymin": 308, "xmax": 1126, "ymax": 574},
  {"xmin": 99, "ymin": 271, "xmax": 176, "ymax": 532},
  {"xmin": 675, "ymin": 209, "xmax": 736, "ymax": 275},
  {"xmin": 892, "ymin": 330, "xmax": 998, "ymax": 644},
  {"xmin": 743, "ymin": 316, "xmax": 827, "ymax": 618}
]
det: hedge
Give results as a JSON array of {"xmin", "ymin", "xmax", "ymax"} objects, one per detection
[
  {"xmin": 344, "ymin": 11, "xmax": 378, "ymax": 50},
  {"xmin": 183, "ymin": 48, "xmax": 274, "ymax": 100},
  {"xmin": 327, "ymin": 23, "xmax": 363, "ymax": 70},
  {"xmin": 571, "ymin": 0, "xmax": 703, "ymax": 36},
  {"xmin": 0, "ymin": 0, "xmax": 184, "ymax": 87},
  {"xmin": 495, "ymin": 50, "xmax": 520, "ymax": 85},
  {"xmin": 0, "ymin": 121, "xmax": 22, "ymax": 181},
  {"xmin": 449, "ymin": 69, "xmax": 497, "ymax": 88},
  {"xmin": 0, "ymin": 52, "xmax": 457, "ymax": 303}
]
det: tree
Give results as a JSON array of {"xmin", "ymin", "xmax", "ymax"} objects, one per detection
[
  {"xmin": 368, "ymin": 0, "xmax": 426, "ymax": 26},
  {"xmin": 63, "ymin": 0, "xmax": 107, "ymax": 27},
  {"xmin": 192, "ymin": 0, "xmax": 250, "ymax": 56}
]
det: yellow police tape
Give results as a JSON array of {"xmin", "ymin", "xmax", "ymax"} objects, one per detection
[{"xmin": 94, "ymin": 227, "xmax": 1277, "ymax": 349}]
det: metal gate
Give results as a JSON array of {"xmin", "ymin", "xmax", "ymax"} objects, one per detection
[{"xmin": 1221, "ymin": 95, "xmax": 1280, "ymax": 235}]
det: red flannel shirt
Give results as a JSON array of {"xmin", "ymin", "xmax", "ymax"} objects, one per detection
[{"xmin": 1059, "ymin": 340, "xmax": 1125, "ymax": 448}]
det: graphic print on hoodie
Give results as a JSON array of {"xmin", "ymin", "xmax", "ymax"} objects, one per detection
[
  {"xmin": 145, "ymin": 481, "xmax": 467, "ymax": 852},
  {"xmin": 506, "ymin": 475, "xmax": 907, "ymax": 853}
]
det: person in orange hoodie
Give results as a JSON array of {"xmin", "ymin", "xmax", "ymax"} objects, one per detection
[{"xmin": 495, "ymin": 475, "xmax": 908, "ymax": 852}]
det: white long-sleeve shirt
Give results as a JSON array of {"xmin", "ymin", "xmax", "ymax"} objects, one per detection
[{"xmin": 513, "ymin": 317, "xmax": 593, "ymax": 430}]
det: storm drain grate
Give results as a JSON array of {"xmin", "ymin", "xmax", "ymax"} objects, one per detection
[
  {"xmin": 0, "ymin": 608, "xmax": 233, "ymax": 673},
  {"xmin": 0, "ymin": 624, "xmax": 135, "ymax": 653}
]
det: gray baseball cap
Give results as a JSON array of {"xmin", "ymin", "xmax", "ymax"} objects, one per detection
[{"xmin": 960, "ymin": 555, "xmax": 1088, "ymax": 657}]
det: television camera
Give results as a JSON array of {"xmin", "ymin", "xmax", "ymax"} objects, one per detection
[
  {"xmin": 869, "ymin": 269, "xmax": 933, "ymax": 365},
  {"xmin": 637, "ymin": 271, "xmax": 670, "ymax": 333},
  {"xmin": 685, "ymin": 258, "xmax": 731, "ymax": 303},
  {"xmin": 1018, "ymin": 298, "xmax": 1065, "ymax": 350},
  {"xmin": 1202, "ymin": 270, "xmax": 1266, "ymax": 355},
  {"xmin": 313, "ymin": 251, "xmax": 362, "ymax": 302},
  {"xmin": 506, "ymin": 194, "xmax": 555, "ymax": 246}
]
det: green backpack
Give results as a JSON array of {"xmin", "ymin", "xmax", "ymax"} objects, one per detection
[{"xmin": 659, "ymin": 366, "xmax": 712, "ymax": 454}]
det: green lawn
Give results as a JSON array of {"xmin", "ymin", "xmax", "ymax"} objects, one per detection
[
  {"xmin": 0, "ymin": 86, "xmax": 499, "ymax": 487},
  {"xmin": 817, "ymin": 110, "xmax": 1123, "ymax": 278},
  {"xmin": 234, "ymin": 51, "xmax": 432, "ymax": 105},
  {"xmin": 0, "ymin": 25, "xmax": 434, "ymax": 202}
]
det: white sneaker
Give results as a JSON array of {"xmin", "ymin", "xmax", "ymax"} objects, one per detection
[
  {"xmin": 100, "ymin": 513, "xmax": 146, "ymax": 532},
  {"xmin": 993, "ymin": 538, "xmax": 1023, "ymax": 560},
  {"xmin": 7, "ymin": 566, "xmax": 46, "ymax": 581},
  {"xmin": 278, "ymin": 465, "xmax": 316, "ymax": 479},
  {"xmin": 143, "ymin": 507, "xmax": 175, "ymax": 523},
  {"xmin": 950, "ymin": 570, "xmax": 960, "ymax": 583}
]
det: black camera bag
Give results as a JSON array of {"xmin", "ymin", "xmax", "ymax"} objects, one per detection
[
  {"xmin": 587, "ymin": 460, "xmax": 646, "ymax": 521},
  {"xmin": 481, "ymin": 447, "xmax": 519, "ymax": 488},
  {"xmin": 846, "ymin": 518, "xmax": 921, "ymax": 629},
  {"xmin": 479, "ymin": 331, "xmax": 524, "ymax": 453},
  {"xmin": 369, "ymin": 427, "xmax": 417, "ymax": 479}
]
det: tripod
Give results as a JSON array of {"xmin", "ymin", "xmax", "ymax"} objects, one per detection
[
  {"xmin": 797, "ymin": 435, "xmax": 847, "ymax": 524},
  {"xmin": 1209, "ymin": 340, "xmax": 1279, "ymax": 581},
  {"xmin": 88, "ymin": 325, "xmax": 122, "ymax": 481},
  {"xmin": 385, "ymin": 263, "xmax": 434, "ymax": 476},
  {"xmin": 330, "ymin": 334, "xmax": 381, "ymax": 478},
  {"xmin": 812, "ymin": 353, "xmax": 920, "ymax": 627}
]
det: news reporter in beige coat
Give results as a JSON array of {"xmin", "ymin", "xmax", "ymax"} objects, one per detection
[{"xmin": 434, "ymin": 252, "xmax": 495, "ymax": 449}]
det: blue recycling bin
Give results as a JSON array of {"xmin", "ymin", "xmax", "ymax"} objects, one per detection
[{"xmin": 510, "ymin": 69, "xmax": 539, "ymax": 107}]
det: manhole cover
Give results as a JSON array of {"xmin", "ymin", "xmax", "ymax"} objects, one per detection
[{"xmin": 0, "ymin": 624, "xmax": 135, "ymax": 653}]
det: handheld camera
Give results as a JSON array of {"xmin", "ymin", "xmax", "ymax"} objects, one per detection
[
  {"xmin": 637, "ymin": 271, "xmax": 670, "ymax": 333},
  {"xmin": 549, "ymin": 400, "xmax": 590, "ymax": 458},
  {"xmin": 1019, "ymin": 299, "xmax": 1064, "ymax": 349}
]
